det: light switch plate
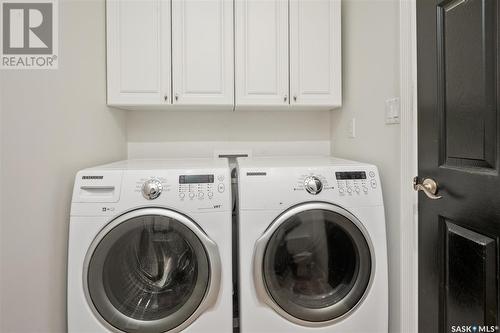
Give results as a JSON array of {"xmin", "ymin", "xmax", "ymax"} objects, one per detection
[{"xmin": 385, "ymin": 97, "xmax": 400, "ymax": 124}]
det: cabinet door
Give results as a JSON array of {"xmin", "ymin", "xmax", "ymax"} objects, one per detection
[
  {"xmin": 235, "ymin": 0, "xmax": 289, "ymax": 108},
  {"xmin": 172, "ymin": 0, "xmax": 234, "ymax": 107},
  {"xmin": 289, "ymin": 0, "xmax": 341, "ymax": 108},
  {"xmin": 106, "ymin": 0, "xmax": 171, "ymax": 105}
]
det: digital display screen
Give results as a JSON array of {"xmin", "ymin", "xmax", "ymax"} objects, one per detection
[
  {"xmin": 179, "ymin": 175, "xmax": 214, "ymax": 184},
  {"xmin": 335, "ymin": 171, "xmax": 366, "ymax": 180}
]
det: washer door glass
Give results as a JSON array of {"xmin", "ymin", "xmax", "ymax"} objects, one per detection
[
  {"xmin": 262, "ymin": 208, "xmax": 372, "ymax": 322},
  {"xmin": 87, "ymin": 214, "xmax": 210, "ymax": 333}
]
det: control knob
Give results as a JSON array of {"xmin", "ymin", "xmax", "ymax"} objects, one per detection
[
  {"xmin": 142, "ymin": 179, "xmax": 163, "ymax": 200},
  {"xmin": 304, "ymin": 176, "xmax": 323, "ymax": 195}
]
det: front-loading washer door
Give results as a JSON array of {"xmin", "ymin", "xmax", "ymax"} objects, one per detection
[
  {"xmin": 84, "ymin": 208, "xmax": 221, "ymax": 333},
  {"xmin": 254, "ymin": 202, "xmax": 373, "ymax": 326}
]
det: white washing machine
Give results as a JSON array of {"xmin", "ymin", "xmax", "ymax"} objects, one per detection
[
  {"xmin": 237, "ymin": 156, "xmax": 388, "ymax": 333},
  {"xmin": 68, "ymin": 159, "xmax": 232, "ymax": 333}
]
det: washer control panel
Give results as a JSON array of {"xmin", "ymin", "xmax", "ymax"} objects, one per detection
[
  {"xmin": 178, "ymin": 173, "xmax": 226, "ymax": 201},
  {"xmin": 125, "ymin": 169, "xmax": 230, "ymax": 212},
  {"xmin": 336, "ymin": 171, "xmax": 377, "ymax": 196},
  {"xmin": 133, "ymin": 172, "xmax": 227, "ymax": 203}
]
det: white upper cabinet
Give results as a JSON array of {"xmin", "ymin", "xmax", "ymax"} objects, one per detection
[
  {"xmin": 106, "ymin": 0, "xmax": 341, "ymax": 110},
  {"xmin": 107, "ymin": 0, "xmax": 171, "ymax": 105},
  {"xmin": 289, "ymin": 0, "xmax": 341, "ymax": 108},
  {"xmin": 235, "ymin": 0, "xmax": 289, "ymax": 108},
  {"xmin": 172, "ymin": 0, "xmax": 234, "ymax": 108}
]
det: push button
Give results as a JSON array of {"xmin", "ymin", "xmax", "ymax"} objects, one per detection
[
  {"xmin": 370, "ymin": 179, "xmax": 377, "ymax": 188},
  {"xmin": 189, "ymin": 192, "xmax": 195, "ymax": 199},
  {"xmin": 198, "ymin": 192, "xmax": 204, "ymax": 199},
  {"xmin": 218, "ymin": 183, "xmax": 225, "ymax": 193}
]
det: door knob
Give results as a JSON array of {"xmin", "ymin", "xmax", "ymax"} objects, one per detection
[{"xmin": 413, "ymin": 177, "xmax": 442, "ymax": 200}]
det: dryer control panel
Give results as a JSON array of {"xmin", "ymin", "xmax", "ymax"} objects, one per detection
[
  {"xmin": 238, "ymin": 161, "xmax": 383, "ymax": 210},
  {"xmin": 294, "ymin": 170, "xmax": 378, "ymax": 197},
  {"xmin": 335, "ymin": 170, "xmax": 378, "ymax": 196}
]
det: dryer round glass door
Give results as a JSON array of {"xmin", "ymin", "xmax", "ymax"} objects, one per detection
[
  {"xmin": 255, "ymin": 203, "xmax": 373, "ymax": 324},
  {"xmin": 84, "ymin": 208, "xmax": 220, "ymax": 333}
]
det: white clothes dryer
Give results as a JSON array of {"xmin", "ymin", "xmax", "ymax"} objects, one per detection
[
  {"xmin": 237, "ymin": 156, "xmax": 388, "ymax": 333},
  {"xmin": 67, "ymin": 159, "xmax": 232, "ymax": 333}
]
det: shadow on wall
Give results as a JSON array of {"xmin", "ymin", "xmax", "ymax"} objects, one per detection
[{"xmin": 126, "ymin": 110, "xmax": 332, "ymax": 142}]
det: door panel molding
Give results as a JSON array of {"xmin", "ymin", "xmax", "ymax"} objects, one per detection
[
  {"xmin": 441, "ymin": 218, "xmax": 498, "ymax": 331},
  {"xmin": 436, "ymin": 0, "xmax": 498, "ymax": 170}
]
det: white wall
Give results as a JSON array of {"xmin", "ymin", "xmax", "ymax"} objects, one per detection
[
  {"xmin": 127, "ymin": 110, "xmax": 331, "ymax": 143},
  {"xmin": 330, "ymin": 0, "xmax": 401, "ymax": 331},
  {"xmin": 0, "ymin": 1, "xmax": 127, "ymax": 332},
  {"xmin": 126, "ymin": 110, "xmax": 332, "ymax": 157}
]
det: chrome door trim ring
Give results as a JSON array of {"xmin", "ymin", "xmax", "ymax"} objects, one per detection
[
  {"xmin": 253, "ymin": 202, "xmax": 375, "ymax": 327},
  {"xmin": 82, "ymin": 207, "xmax": 222, "ymax": 333}
]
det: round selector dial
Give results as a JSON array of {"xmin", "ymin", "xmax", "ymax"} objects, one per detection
[
  {"xmin": 142, "ymin": 179, "xmax": 163, "ymax": 200},
  {"xmin": 304, "ymin": 176, "xmax": 323, "ymax": 195}
]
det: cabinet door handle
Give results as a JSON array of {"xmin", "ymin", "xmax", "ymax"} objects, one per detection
[
  {"xmin": 164, "ymin": 95, "xmax": 168, "ymax": 102},
  {"xmin": 175, "ymin": 94, "xmax": 179, "ymax": 101},
  {"xmin": 293, "ymin": 95, "xmax": 297, "ymax": 102},
  {"xmin": 284, "ymin": 95, "xmax": 288, "ymax": 103}
]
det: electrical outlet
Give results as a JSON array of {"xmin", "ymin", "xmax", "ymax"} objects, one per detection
[{"xmin": 348, "ymin": 118, "xmax": 356, "ymax": 138}]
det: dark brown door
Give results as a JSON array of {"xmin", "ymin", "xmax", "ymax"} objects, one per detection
[{"xmin": 417, "ymin": 0, "xmax": 500, "ymax": 331}]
